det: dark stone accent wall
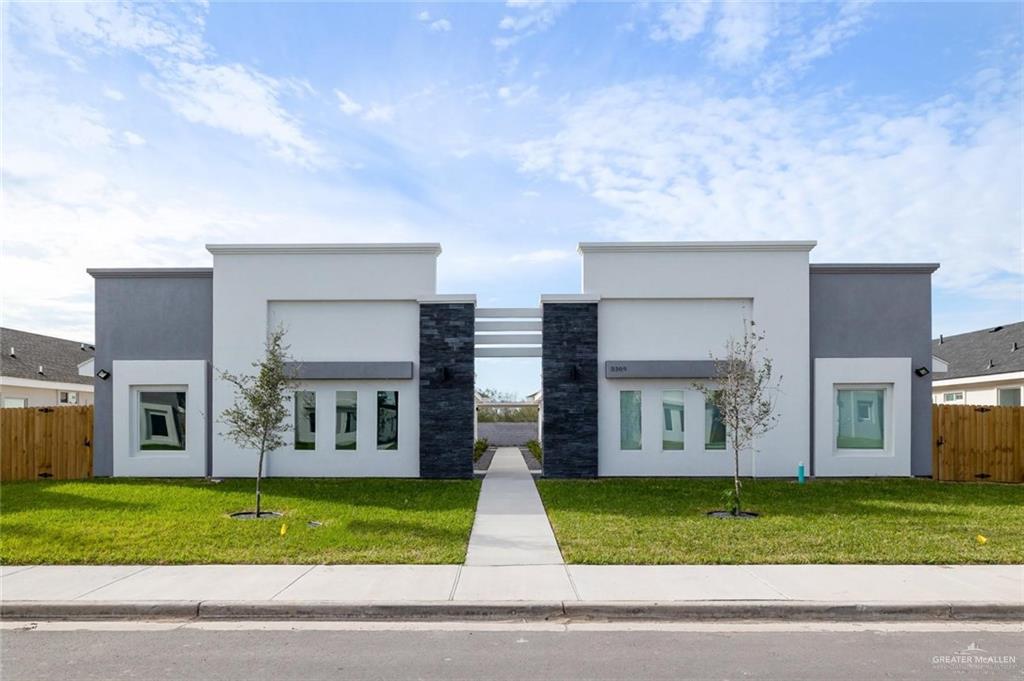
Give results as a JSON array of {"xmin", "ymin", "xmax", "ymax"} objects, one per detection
[
  {"xmin": 809, "ymin": 270, "xmax": 934, "ymax": 476},
  {"xmin": 542, "ymin": 303, "xmax": 598, "ymax": 478},
  {"xmin": 419, "ymin": 303, "xmax": 475, "ymax": 479},
  {"xmin": 92, "ymin": 274, "xmax": 214, "ymax": 476}
]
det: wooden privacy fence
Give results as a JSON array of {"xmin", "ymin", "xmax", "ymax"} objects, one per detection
[
  {"xmin": 1, "ymin": 405, "xmax": 93, "ymax": 481},
  {"xmin": 932, "ymin": 404, "xmax": 1023, "ymax": 483}
]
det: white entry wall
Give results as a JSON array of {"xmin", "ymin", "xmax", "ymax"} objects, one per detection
[
  {"xmin": 209, "ymin": 244, "xmax": 438, "ymax": 478},
  {"xmin": 581, "ymin": 242, "xmax": 814, "ymax": 477}
]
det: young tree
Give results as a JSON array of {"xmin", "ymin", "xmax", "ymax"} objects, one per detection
[
  {"xmin": 219, "ymin": 327, "xmax": 295, "ymax": 517},
  {"xmin": 695, "ymin": 320, "xmax": 782, "ymax": 516}
]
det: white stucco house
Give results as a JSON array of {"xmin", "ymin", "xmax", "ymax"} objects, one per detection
[{"xmin": 87, "ymin": 241, "xmax": 938, "ymax": 479}]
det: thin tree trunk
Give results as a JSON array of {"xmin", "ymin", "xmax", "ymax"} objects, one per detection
[
  {"xmin": 733, "ymin": 444, "xmax": 741, "ymax": 515},
  {"xmin": 256, "ymin": 434, "xmax": 266, "ymax": 517}
]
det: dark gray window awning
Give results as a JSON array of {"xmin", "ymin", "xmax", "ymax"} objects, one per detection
[
  {"xmin": 604, "ymin": 360, "xmax": 720, "ymax": 379},
  {"xmin": 285, "ymin": 362, "xmax": 414, "ymax": 380}
]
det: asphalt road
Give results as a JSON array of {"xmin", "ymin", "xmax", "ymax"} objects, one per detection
[{"xmin": 2, "ymin": 622, "xmax": 1022, "ymax": 681}]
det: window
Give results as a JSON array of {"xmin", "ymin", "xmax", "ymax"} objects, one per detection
[
  {"xmin": 942, "ymin": 392, "xmax": 964, "ymax": 403},
  {"xmin": 998, "ymin": 387, "xmax": 1022, "ymax": 407},
  {"xmin": 58, "ymin": 391, "xmax": 79, "ymax": 405},
  {"xmin": 619, "ymin": 390, "xmax": 642, "ymax": 450},
  {"xmin": 662, "ymin": 390, "xmax": 684, "ymax": 450},
  {"xmin": 3, "ymin": 397, "xmax": 28, "ymax": 409},
  {"xmin": 704, "ymin": 394, "xmax": 726, "ymax": 450},
  {"xmin": 377, "ymin": 391, "xmax": 399, "ymax": 450},
  {"xmin": 138, "ymin": 391, "xmax": 186, "ymax": 451},
  {"xmin": 335, "ymin": 391, "xmax": 357, "ymax": 450},
  {"xmin": 294, "ymin": 391, "xmax": 316, "ymax": 450},
  {"xmin": 836, "ymin": 388, "xmax": 885, "ymax": 450}
]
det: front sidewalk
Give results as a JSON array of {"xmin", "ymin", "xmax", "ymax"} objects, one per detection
[{"xmin": 2, "ymin": 564, "xmax": 1021, "ymax": 621}]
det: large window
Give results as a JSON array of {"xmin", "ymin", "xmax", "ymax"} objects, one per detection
[
  {"xmin": 704, "ymin": 394, "xmax": 726, "ymax": 450},
  {"xmin": 377, "ymin": 390, "xmax": 399, "ymax": 450},
  {"xmin": 335, "ymin": 391, "xmax": 357, "ymax": 450},
  {"xmin": 619, "ymin": 390, "xmax": 642, "ymax": 450},
  {"xmin": 294, "ymin": 391, "xmax": 316, "ymax": 450},
  {"xmin": 138, "ymin": 391, "xmax": 186, "ymax": 451},
  {"xmin": 998, "ymin": 387, "xmax": 1022, "ymax": 407},
  {"xmin": 662, "ymin": 390, "xmax": 684, "ymax": 450},
  {"xmin": 836, "ymin": 388, "xmax": 885, "ymax": 449}
]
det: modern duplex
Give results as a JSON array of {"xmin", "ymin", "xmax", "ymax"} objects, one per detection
[{"xmin": 88, "ymin": 241, "xmax": 938, "ymax": 479}]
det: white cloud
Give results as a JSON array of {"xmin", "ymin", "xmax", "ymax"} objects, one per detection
[
  {"xmin": 430, "ymin": 19, "xmax": 453, "ymax": 32},
  {"xmin": 362, "ymin": 104, "xmax": 395, "ymax": 123},
  {"xmin": 103, "ymin": 87, "xmax": 125, "ymax": 101},
  {"xmin": 494, "ymin": 1, "xmax": 573, "ymax": 50},
  {"xmin": 498, "ymin": 83, "xmax": 538, "ymax": 106},
  {"xmin": 336, "ymin": 89, "xmax": 364, "ymax": 115},
  {"xmin": 710, "ymin": 2, "xmax": 776, "ymax": 65},
  {"xmin": 513, "ymin": 74, "xmax": 1023, "ymax": 301},
  {"xmin": 122, "ymin": 131, "xmax": 146, "ymax": 145},
  {"xmin": 649, "ymin": 1, "xmax": 711, "ymax": 43},
  {"xmin": 150, "ymin": 62, "xmax": 324, "ymax": 166},
  {"xmin": 418, "ymin": 10, "xmax": 431, "ymax": 21},
  {"xmin": 8, "ymin": 2, "xmax": 323, "ymax": 166}
]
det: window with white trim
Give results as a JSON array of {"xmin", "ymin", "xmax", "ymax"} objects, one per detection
[
  {"xmin": 137, "ymin": 390, "xmax": 186, "ymax": 451},
  {"xmin": 294, "ymin": 391, "xmax": 316, "ymax": 451},
  {"xmin": 942, "ymin": 392, "xmax": 964, "ymax": 403},
  {"xmin": 836, "ymin": 387, "xmax": 885, "ymax": 450},
  {"xmin": 619, "ymin": 390, "xmax": 642, "ymax": 450}
]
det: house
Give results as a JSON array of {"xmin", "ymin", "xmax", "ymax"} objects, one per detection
[
  {"xmin": 0, "ymin": 328, "xmax": 95, "ymax": 408},
  {"xmin": 89, "ymin": 241, "xmax": 938, "ymax": 479},
  {"xmin": 931, "ymin": 322, "xmax": 1024, "ymax": 406}
]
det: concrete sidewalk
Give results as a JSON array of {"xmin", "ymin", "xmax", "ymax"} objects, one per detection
[{"xmin": 2, "ymin": 564, "xmax": 1021, "ymax": 616}]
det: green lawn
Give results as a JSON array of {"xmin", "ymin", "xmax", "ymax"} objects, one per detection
[
  {"xmin": 0, "ymin": 478, "xmax": 480, "ymax": 565},
  {"xmin": 537, "ymin": 478, "xmax": 1024, "ymax": 564}
]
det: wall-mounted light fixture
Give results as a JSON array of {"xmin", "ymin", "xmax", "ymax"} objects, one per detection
[
  {"xmin": 96, "ymin": 369, "xmax": 111, "ymax": 380},
  {"xmin": 914, "ymin": 366, "xmax": 930, "ymax": 377}
]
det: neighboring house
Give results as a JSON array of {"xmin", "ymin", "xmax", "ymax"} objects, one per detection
[
  {"xmin": 89, "ymin": 241, "xmax": 937, "ymax": 479},
  {"xmin": 0, "ymin": 328, "xmax": 95, "ymax": 408},
  {"xmin": 931, "ymin": 322, "xmax": 1024, "ymax": 406}
]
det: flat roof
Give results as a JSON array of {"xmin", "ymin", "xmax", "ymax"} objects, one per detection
[
  {"xmin": 578, "ymin": 241, "xmax": 818, "ymax": 254},
  {"xmin": 206, "ymin": 243, "xmax": 442, "ymax": 255},
  {"xmin": 87, "ymin": 268, "xmax": 213, "ymax": 279},
  {"xmin": 810, "ymin": 263, "xmax": 940, "ymax": 274}
]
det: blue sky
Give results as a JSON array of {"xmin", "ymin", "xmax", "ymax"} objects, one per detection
[{"xmin": 3, "ymin": 1, "xmax": 1022, "ymax": 397}]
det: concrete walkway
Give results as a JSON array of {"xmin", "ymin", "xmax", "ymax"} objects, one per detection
[{"xmin": 1, "ymin": 564, "xmax": 1021, "ymax": 606}]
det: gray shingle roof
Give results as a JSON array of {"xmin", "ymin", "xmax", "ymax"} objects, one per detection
[
  {"xmin": 932, "ymin": 321, "xmax": 1024, "ymax": 380},
  {"xmin": 0, "ymin": 328, "xmax": 95, "ymax": 386}
]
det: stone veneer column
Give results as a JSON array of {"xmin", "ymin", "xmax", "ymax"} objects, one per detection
[
  {"xmin": 542, "ymin": 303, "xmax": 598, "ymax": 477},
  {"xmin": 419, "ymin": 302, "xmax": 475, "ymax": 478}
]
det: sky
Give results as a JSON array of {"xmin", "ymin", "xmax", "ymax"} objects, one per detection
[{"xmin": 2, "ymin": 1, "xmax": 1022, "ymax": 398}]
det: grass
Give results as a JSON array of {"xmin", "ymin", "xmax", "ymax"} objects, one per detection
[
  {"xmin": 536, "ymin": 478, "xmax": 1024, "ymax": 564},
  {"xmin": 0, "ymin": 478, "xmax": 480, "ymax": 565}
]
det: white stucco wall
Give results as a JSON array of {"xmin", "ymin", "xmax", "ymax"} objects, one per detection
[
  {"xmin": 111, "ymin": 360, "xmax": 208, "ymax": 477},
  {"xmin": 582, "ymin": 243, "xmax": 814, "ymax": 477},
  {"xmin": 209, "ymin": 245, "xmax": 438, "ymax": 478},
  {"xmin": 813, "ymin": 357, "xmax": 911, "ymax": 476}
]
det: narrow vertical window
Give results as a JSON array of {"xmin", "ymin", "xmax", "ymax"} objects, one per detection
[
  {"xmin": 335, "ymin": 391, "xmax": 357, "ymax": 450},
  {"xmin": 662, "ymin": 390, "xmax": 684, "ymax": 450},
  {"xmin": 377, "ymin": 390, "xmax": 399, "ymax": 450},
  {"xmin": 294, "ymin": 391, "xmax": 316, "ymax": 450},
  {"xmin": 704, "ymin": 394, "xmax": 726, "ymax": 450},
  {"xmin": 836, "ymin": 388, "xmax": 885, "ymax": 449},
  {"xmin": 619, "ymin": 390, "xmax": 642, "ymax": 450}
]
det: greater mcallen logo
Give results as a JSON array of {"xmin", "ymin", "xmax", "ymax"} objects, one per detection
[{"xmin": 932, "ymin": 642, "xmax": 1017, "ymax": 670}]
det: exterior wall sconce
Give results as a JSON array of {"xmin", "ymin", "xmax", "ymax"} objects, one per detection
[
  {"xmin": 96, "ymin": 369, "xmax": 111, "ymax": 380},
  {"xmin": 914, "ymin": 366, "xmax": 930, "ymax": 377}
]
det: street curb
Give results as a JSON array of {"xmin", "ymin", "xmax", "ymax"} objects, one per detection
[{"xmin": 2, "ymin": 600, "xmax": 1021, "ymax": 622}]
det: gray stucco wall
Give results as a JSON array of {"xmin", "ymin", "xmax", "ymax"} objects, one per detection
[
  {"xmin": 418, "ymin": 303, "xmax": 475, "ymax": 478},
  {"xmin": 91, "ymin": 271, "xmax": 214, "ymax": 476},
  {"xmin": 809, "ymin": 267, "xmax": 936, "ymax": 476},
  {"xmin": 542, "ymin": 303, "xmax": 599, "ymax": 478}
]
